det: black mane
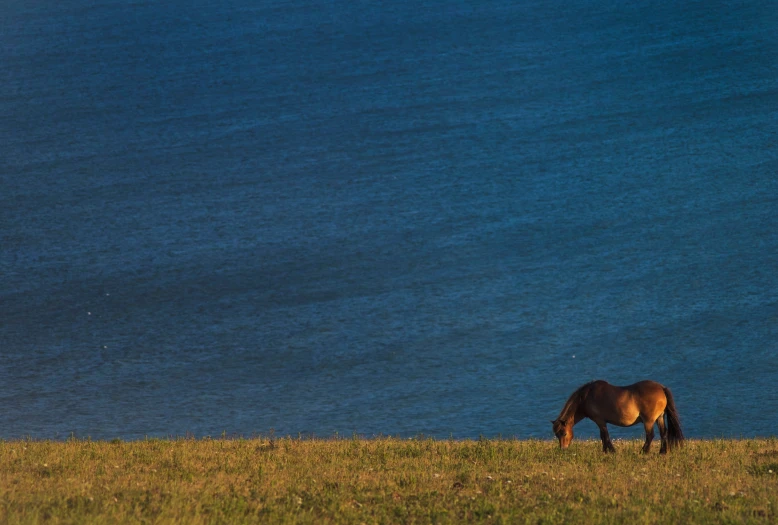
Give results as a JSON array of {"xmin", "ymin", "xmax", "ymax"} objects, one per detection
[{"xmin": 555, "ymin": 380, "xmax": 601, "ymax": 423}]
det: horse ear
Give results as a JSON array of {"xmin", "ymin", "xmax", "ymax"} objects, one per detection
[{"xmin": 550, "ymin": 420, "xmax": 556, "ymax": 424}]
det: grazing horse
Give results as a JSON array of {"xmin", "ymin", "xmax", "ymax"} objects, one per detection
[{"xmin": 551, "ymin": 380, "xmax": 684, "ymax": 453}]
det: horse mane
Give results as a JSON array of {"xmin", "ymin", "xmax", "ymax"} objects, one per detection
[{"xmin": 556, "ymin": 380, "xmax": 598, "ymax": 423}]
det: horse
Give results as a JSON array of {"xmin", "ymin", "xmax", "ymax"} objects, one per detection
[{"xmin": 551, "ymin": 380, "xmax": 684, "ymax": 454}]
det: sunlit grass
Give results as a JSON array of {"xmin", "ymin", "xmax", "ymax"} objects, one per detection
[{"xmin": 1, "ymin": 437, "xmax": 776, "ymax": 523}]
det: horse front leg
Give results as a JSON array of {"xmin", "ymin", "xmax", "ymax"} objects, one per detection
[
  {"xmin": 598, "ymin": 424, "xmax": 616, "ymax": 453},
  {"xmin": 642, "ymin": 421, "xmax": 655, "ymax": 453}
]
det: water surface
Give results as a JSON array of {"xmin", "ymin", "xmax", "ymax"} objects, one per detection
[{"xmin": 2, "ymin": 0, "xmax": 777, "ymax": 440}]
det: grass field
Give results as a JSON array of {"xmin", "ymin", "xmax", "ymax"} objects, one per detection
[{"xmin": 1, "ymin": 437, "xmax": 777, "ymax": 523}]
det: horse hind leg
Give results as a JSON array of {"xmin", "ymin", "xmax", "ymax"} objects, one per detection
[
  {"xmin": 642, "ymin": 420, "xmax": 655, "ymax": 454},
  {"xmin": 657, "ymin": 415, "xmax": 668, "ymax": 454}
]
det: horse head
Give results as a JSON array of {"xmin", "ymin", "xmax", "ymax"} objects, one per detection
[{"xmin": 551, "ymin": 419, "xmax": 573, "ymax": 449}]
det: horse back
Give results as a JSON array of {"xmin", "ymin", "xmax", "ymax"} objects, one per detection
[
  {"xmin": 625, "ymin": 380, "xmax": 666, "ymax": 396},
  {"xmin": 584, "ymin": 380, "xmax": 667, "ymax": 426},
  {"xmin": 624, "ymin": 380, "xmax": 668, "ymax": 417}
]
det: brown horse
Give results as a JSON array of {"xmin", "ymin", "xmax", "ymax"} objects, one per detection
[{"xmin": 551, "ymin": 380, "xmax": 684, "ymax": 453}]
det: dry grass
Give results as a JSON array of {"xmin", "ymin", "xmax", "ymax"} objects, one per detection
[{"xmin": 1, "ymin": 437, "xmax": 777, "ymax": 523}]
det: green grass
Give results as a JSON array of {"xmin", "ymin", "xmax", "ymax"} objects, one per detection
[{"xmin": 1, "ymin": 437, "xmax": 777, "ymax": 523}]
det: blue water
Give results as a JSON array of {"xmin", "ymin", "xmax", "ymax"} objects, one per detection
[{"xmin": 2, "ymin": 0, "xmax": 777, "ymax": 441}]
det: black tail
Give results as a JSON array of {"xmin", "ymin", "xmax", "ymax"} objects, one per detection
[{"xmin": 663, "ymin": 387, "xmax": 684, "ymax": 451}]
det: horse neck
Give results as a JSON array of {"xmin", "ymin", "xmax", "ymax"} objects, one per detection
[
  {"xmin": 559, "ymin": 396, "xmax": 581, "ymax": 423},
  {"xmin": 559, "ymin": 385, "xmax": 589, "ymax": 425}
]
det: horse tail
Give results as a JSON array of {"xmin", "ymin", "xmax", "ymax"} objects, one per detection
[{"xmin": 663, "ymin": 387, "xmax": 685, "ymax": 450}]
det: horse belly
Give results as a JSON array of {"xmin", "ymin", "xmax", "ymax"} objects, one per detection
[
  {"xmin": 614, "ymin": 411, "xmax": 641, "ymax": 427},
  {"xmin": 601, "ymin": 400, "xmax": 641, "ymax": 427}
]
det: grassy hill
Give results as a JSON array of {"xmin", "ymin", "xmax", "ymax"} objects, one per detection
[{"xmin": 1, "ymin": 437, "xmax": 776, "ymax": 523}]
